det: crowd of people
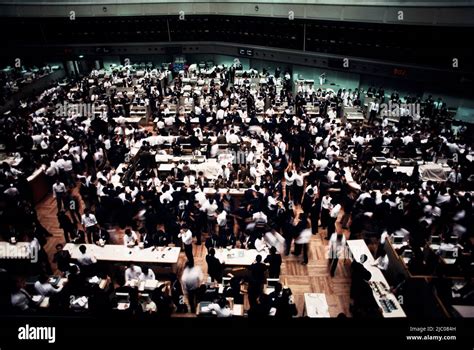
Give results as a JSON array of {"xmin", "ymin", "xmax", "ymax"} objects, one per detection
[
  {"xmin": 0, "ymin": 64, "xmax": 57, "ymax": 106},
  {"xmin": 0, "ymin": 60, "xmax": 473, "ymax": 318}
]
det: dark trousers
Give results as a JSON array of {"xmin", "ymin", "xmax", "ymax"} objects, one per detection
[
  {"xmin": 369, "ymin": 110, "xmax": 377, "ymax": 124},
  {"xmin": 311, "ymin": 200, "xmax": 322, "ymax": 233},
  {"xmin": 285, "ymin": 185, "xmax": 293, "ymax": 201},
  {"xmin": 187, "ymin": 288, "xmax": 197, "ymax": 313},
  {"xmin": 329, "ymin": 258, "xmax": 339, "ymax": 277},
  {"xmin": 55, "ymin": 194, "xmax": 66, "ymax": 211},
  {"xmin": 268, "ymin": 269, "xmax": 280, "ymax": 279},
  {"xmin": 184, "ymin": 243, "xmax": 194, "ymax": 265},
  {"xmin": 193, "ymin": 229, "xmax": 202, "ymax": 245},
  {"xmin": 69, "ymin": 209, "xmax": 81, "ymax": 225},
  {"xmin": 284, "ymin": 236, "xmax": 293, "ymax": 255},
  {"xmin": 38, "ymin": 249, "xmax": 53, "ymax": 275},
  {"xmin": 209, "ymin": 271, "xmax": 222, "ymax": 283},
  {"xmin": 294, "ymin": 243, "xmax": 309, "ymax": 263},
  {"xmin": 321, "ymin": 208, "xmax": 330, "ymax": 228},
  {"xmin": 207, "ymin": 217, "xmax": 216, "ymax": 235},
  {"xmin": 85, "ymin": 227, "xmax": 95, "ymax": 244},
  {"xmin": 327, "ymin": 217, "xmax": 337, "ymax": 239},
  {"xmin": 293, "ymin": 185, "xmax": 303, "ymax": 205},
  {"xmin": 63, "ymin": 228, "xmax": 73, "ymax": 243},
  {"xmin": 248, "ymin": 282, "xmax": 264, "ymax": 308},
  {"xmin": 340, "ymin": 213, "xmax": 350, "ymax": 229}
]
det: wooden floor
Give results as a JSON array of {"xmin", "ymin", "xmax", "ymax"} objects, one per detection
[{"xmin": 37, "ymin": 191, "xmax": 352, "ymax": 317}]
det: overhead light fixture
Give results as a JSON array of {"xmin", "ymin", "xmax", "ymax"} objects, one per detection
[{"xmin": 78, "ymin": 55, "xmax": 84, "ymax": 58}]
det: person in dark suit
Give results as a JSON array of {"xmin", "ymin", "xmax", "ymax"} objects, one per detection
[
  {"xmin": 350, "ymin": 254, "xmax": 373, "ymax": 307},
  {"xmin": 247, "ymin": 254, "xmax": 267, "ymax": 307},
  {"xmin": 155, "ymin": 229, "xmax": 170, "ymax": 246},
  {"xmin": 140, "ymin": 228, "xmax": 155, "ymax": 248},
  {"xmin": 219, "ymin": 230, "xmax": 236, "ymax": 248},
  {"xmin": 268, "ymin": 282, "xmax": 283, "ymax": 308},
  {"xmin": 57, "ymin": 210, "xmax": 75, "ymax": 243},
  {"xmin": 53, "ymin": 244, "xmax": 71, "ymax": 273},
  {"xmin": 205, "ymin": 248, "xmax": 223, "ymax": 283},
  {"xmin": 275, "ymin": 287, "xmax": 298, "ymax": 319},
  {"xmin": 93, "ymin": 226, "xmax": 110, "ymax": 245},
  {"xmin": 70, "ymin": 228, "xmax": 86, "ymax": 244},
  {"xmin": 224, "ymin": 276, "xmax": 244, "ymax": 305},
  {"xmin": 264, "ymin": 246, "xmax": 282, "ymax": 278},
  {"xmin": 205, "ymin": 233, "xmax": 220, "ymax": 250}
]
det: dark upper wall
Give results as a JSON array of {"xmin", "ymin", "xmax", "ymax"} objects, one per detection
[
  {"xmin": 1, "ymin": 15, "xmax": 473, "ymax": 74},
  {"xmin": 1, "ymin": 1, "xmax": 474, "ymax": 27}
]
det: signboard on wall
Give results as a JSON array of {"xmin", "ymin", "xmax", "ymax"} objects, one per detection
[
  {"xmin": 239, "ymin": 48, "xmax": 254, "ymax": 57},
  {"xmin": 393, "ymin": 68, "xmax": 408, "ymax": 77}
]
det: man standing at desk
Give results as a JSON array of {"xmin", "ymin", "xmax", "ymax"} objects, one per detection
[
  {"xmin": 206, "ymin": 248, "xmax": 223, "ymax": 283},
  {"xmin": 179, "ymin": 224, "xmax": 194, "ymax": 265},
  {"xmin": 248, "ymin": 255, "xmax": 267, "ymax": 307},
  {"xmin": 264, "ymin": 246, "xmax": 282, "ymax": 278}
]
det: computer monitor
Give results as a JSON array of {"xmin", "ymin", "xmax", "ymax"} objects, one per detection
[
  {"xmin": 402, "ymin": 249, "xmax": 413, "ymax": 259},
  {"xmin": 115, "ymin": 292, "xmax": 130, "ymax": 304},
  {"xmin": 139, "ymin": 293, "xmax": 150, "ymax": 303},
  {"xmin": 267, "ymin": 278, "xmax": 280, "ymax": 288},
  {"xmin": 430, "ymin": 236, "xmax": 441, "ymax": 245},
  {"xmin": 392, "ymin": 235, "xmax": 404, "ymax": 244},
  {"xmin": 442, "ymin": 250, "xmax": 456, "ymax": 259},
  {"xmin": 222, "ymin": 277, "xmax": 231, "ymax": 288}
]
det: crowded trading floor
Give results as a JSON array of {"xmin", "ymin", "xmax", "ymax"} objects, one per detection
[{"xmin": 0, "ymin": 61, "xmax": 473, "ymax": 319}]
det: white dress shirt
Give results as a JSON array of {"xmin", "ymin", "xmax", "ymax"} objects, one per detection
[
  {"xmin": 125, "ymin": 265, "xmax": 143, "ymax": 282},
  {"xmin": 34, "ymin": 281, "xmax": 62, "ymax": 296},
  {"xmin": 179, "ymin": 229, "xmax": 193, "ymax": 245},
  {"xmin": 81, "ymin": 213, "xmax": 97, "ymax": 228},
  {"xmin": 77, "ymin": 252, "xmax": 97, "ymax": 266}
]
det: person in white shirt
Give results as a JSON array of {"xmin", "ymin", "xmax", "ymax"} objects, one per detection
[
  {"xmin": 216, "ymin": 210, "xmax": 227, "ymax": 230},
  {"xmin": 226, "ymin": 129, "xmax": 240, "ymax": 145},
  {"xmin": 81, "ymin": 209, "xmax": 98, "ymax": 243},
  {"xmin": 178, "ymin": 225, "xmax": 194, "ymax": 265},
  {"xmin": 125, "ymin": 263, "xmax": 142, "ymax": 283},
  {"xmin": 328, "ymin": 232, "xmax": 347, "ymax": 277},
  {"xmin": 216, "ymin": 108, "xmax": 226, "ymax": 121},
  {"xmin": 181, "ymin": 261, "xmax": 203, "ymax": 313},
  {"xmin": 40, "ymin": 137, "xmax": 49, "ymax": 150},
  {"xmin": 293, "ymin": 170, "xmax": 309, "ymax": 205},
  {"xmin": 11, "ymin": 286, "xmax": 33, "ymax": 311},
  {"xmin": 254, "ymin": 234, "xmax": 267, "ymax": 252},
  {"xmin": 284, "ymin": 167, "xmax": 296, "ymax": 201},
  {"xmin": 447, "ymin": 167, "xmax": 462, "ymax": 186},
  {"xmin": 204, "ymin": 198, "xmax": 219, "ymax": 234},
  {"xmin": 183, "ymin": 173, "xmax": 196, "ymax": 187},
  {"xmin": 252, "ymin": 211, "xmax": 268, "ymax": 226},
  {"xmin": 123, "ymin": 229, "xmax": 138, "ymax": 247},
  {"xmin": 77, "ymin": 245, "xmax": 97, "ymax": 267},
  {"xmin": 321, "ymin": 194, "xmax": 332, "ymax": 229},
  {"xmin": 34, "ymin": 274, "xmax": 63, "ymax": 296},
  {"xmin": 368, "ymin": 100, "xmax": 379, "ymax": 124},
  {"xmin": 139, "ymin": 266, "xmax": 156, "ymax": 281},
  {"xmin": 294, "ymin": 214, "xmax": 311, "ymax": 265},
  {"xmin": 327, "ymin": 201, "xmax": 342, "ymax": 239},
  {"xmin": 52, "ymin": 179, "xmax": 67, "ymax": 211},
  {"xmin": 207, "ymin": 297, "xmax": 233, "ymax": 317}
]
